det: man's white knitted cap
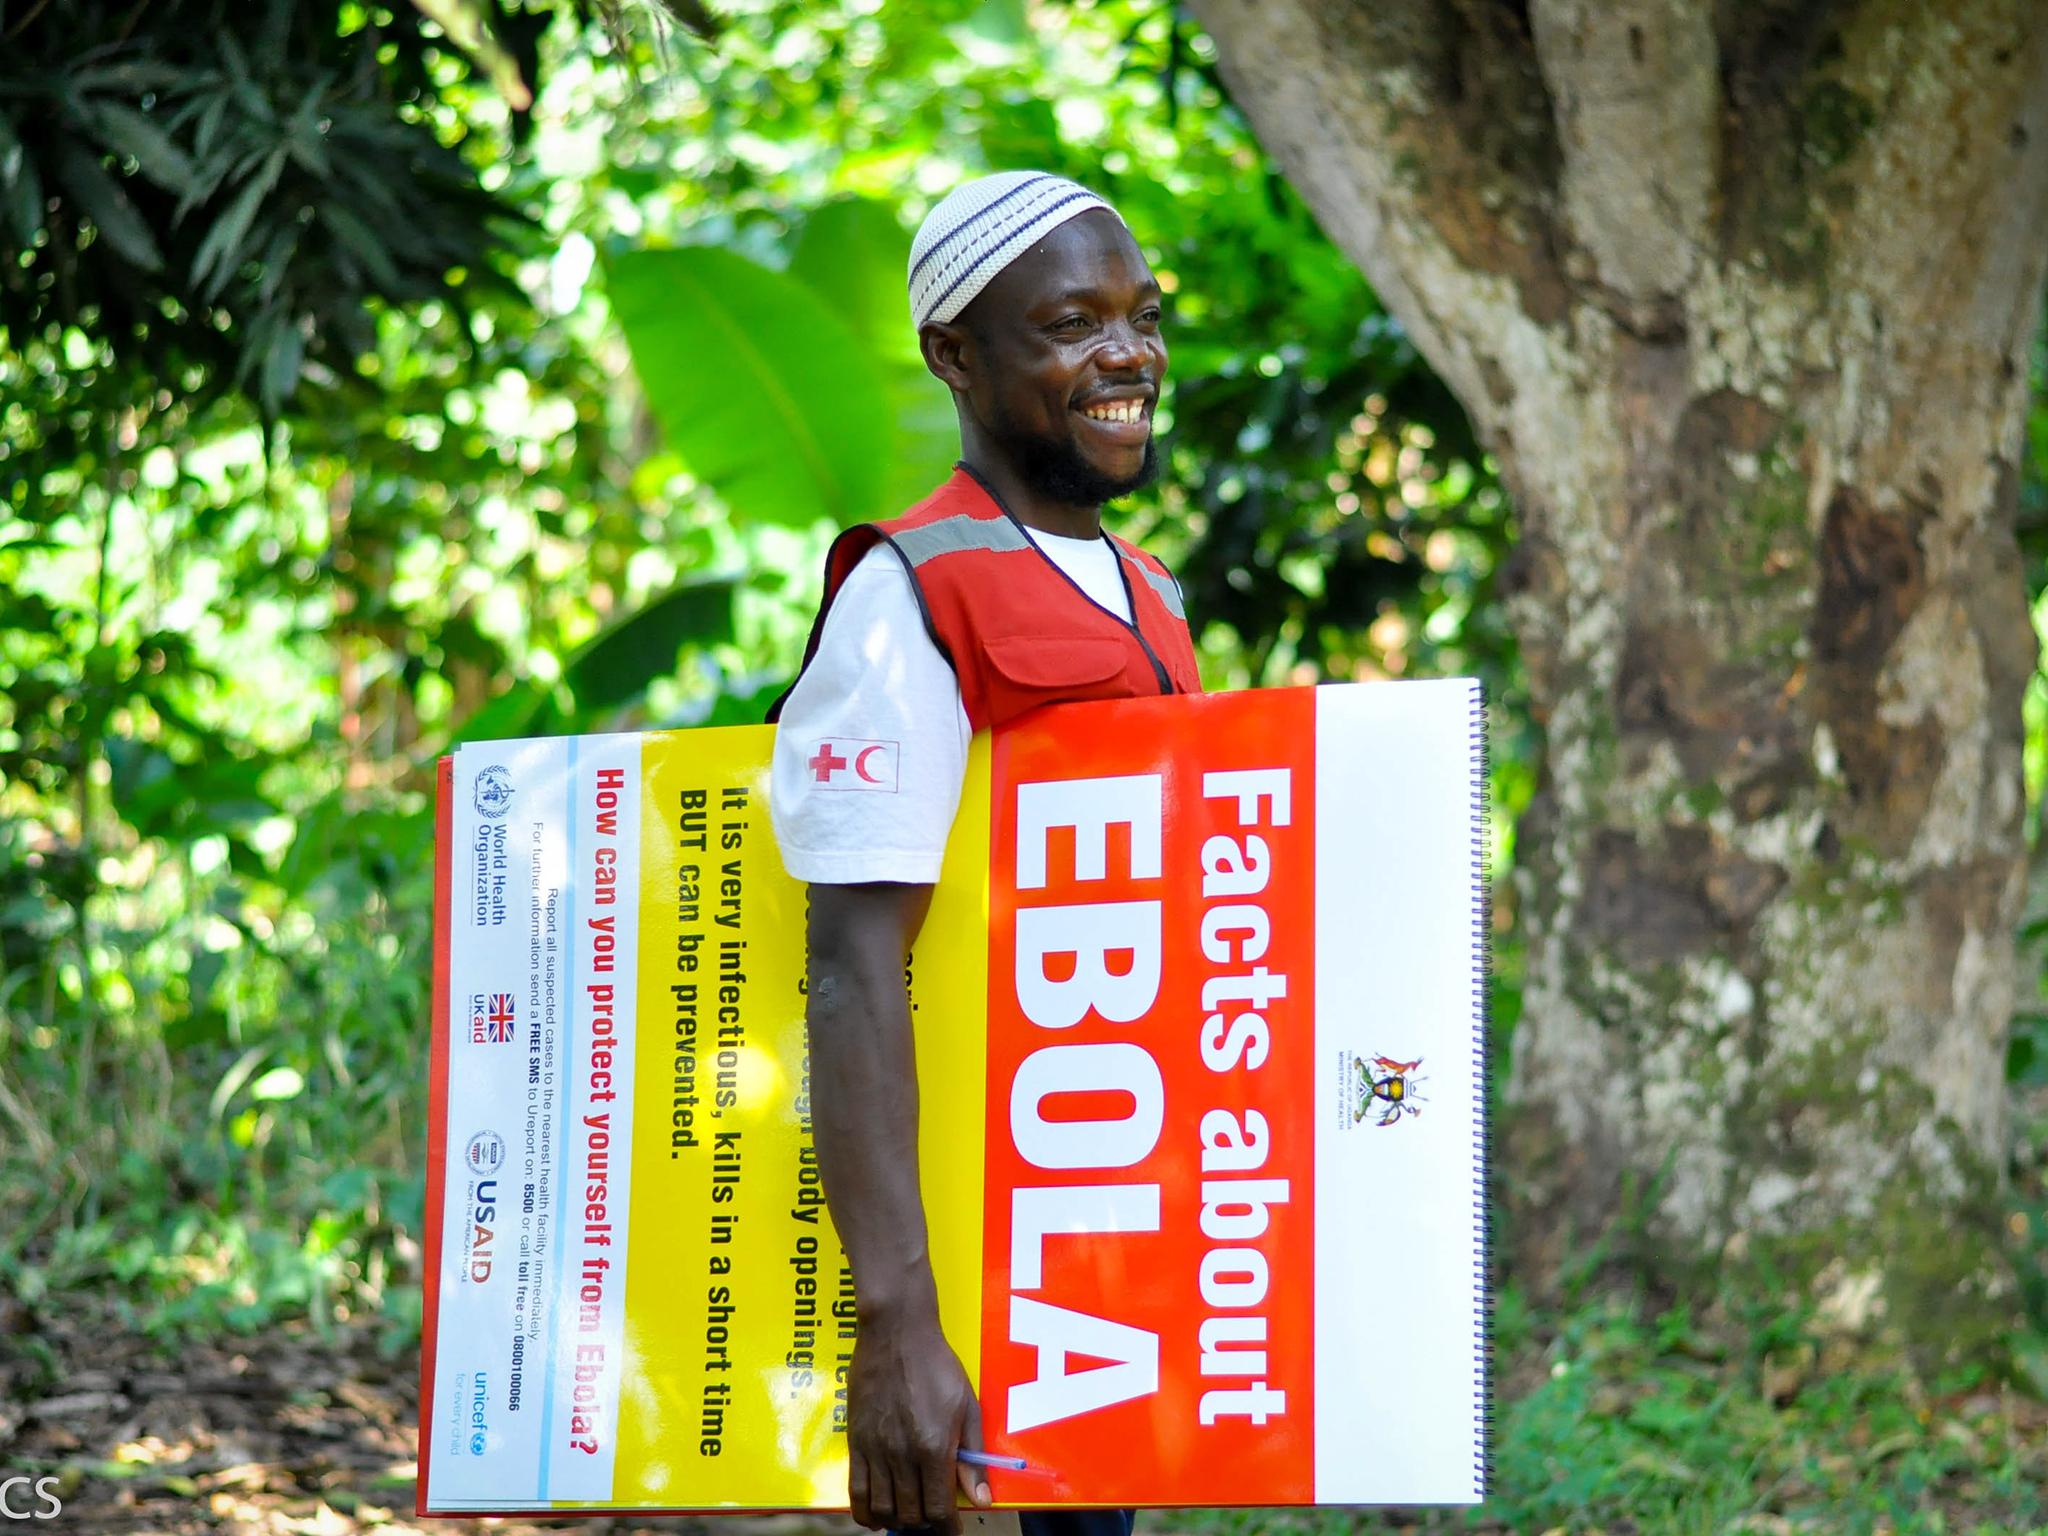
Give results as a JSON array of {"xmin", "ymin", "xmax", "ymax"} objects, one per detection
[{"xmin": 908, "ymin": 171, "xmax": 1123, "ymax": 331}]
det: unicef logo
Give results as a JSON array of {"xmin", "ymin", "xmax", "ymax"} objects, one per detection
[
  {"xmin": 473, "ymin": 764, "xmax": 514, "ymax": 820},
  {"xmin": 465, "ymin": 1130, "xmax": 506, "ymax": 1175}
]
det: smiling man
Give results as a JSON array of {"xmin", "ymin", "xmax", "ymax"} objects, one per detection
[{"xmin": 767, "ymin": 172, "xmax": 1201, "ymax": 1536}]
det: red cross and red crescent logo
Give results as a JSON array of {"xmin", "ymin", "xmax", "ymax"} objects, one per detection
[{"xmin": 806, "ymin": 737, "xmax": 899, "ymax": 793}]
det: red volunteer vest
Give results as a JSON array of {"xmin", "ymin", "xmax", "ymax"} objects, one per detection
[{"xmin": 774, "ymin": 465, "xmax": 1202, "ymax": 732}]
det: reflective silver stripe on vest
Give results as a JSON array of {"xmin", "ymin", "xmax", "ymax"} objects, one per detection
[
  {"xmin": 1117, "ymin": 546, "xmax": 1186, "ymax": 620},
  {"xmin": 890, "ymin": 513, "xmax": 1032, "ymax": 566}
]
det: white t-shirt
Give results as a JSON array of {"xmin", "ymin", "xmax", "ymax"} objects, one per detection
[{"xmin": 771, "ymin": 527, "xmax": 1132, "ymax": 885}]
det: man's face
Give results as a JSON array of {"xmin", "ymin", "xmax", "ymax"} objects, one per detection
[{"xmin": 943, "ymin": 209, "xmax": 1167, "ymax": 506}]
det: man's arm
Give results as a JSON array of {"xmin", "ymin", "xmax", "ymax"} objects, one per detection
[{"xmin": 806, "ymin": 880, "xmax": 990, "ymax": 1534}]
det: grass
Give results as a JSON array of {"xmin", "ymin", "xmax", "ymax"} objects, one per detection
[
  {"xmin": 1184, "ymin": 1283, "xmax": 2048, "ymax": 1536},
  {"xmin": 1487, "ymin": 1294, "xmax": 2044, "ymax": 1534}
]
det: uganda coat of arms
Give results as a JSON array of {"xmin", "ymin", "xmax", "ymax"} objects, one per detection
[{"xmin": 1348, "ymin": 1052, "xmax": 1424, "ymax": 1127}]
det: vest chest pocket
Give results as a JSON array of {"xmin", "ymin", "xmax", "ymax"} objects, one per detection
[{"xmin": 982, "ymin": 635, "xmax": 1133, "ymax": 690}]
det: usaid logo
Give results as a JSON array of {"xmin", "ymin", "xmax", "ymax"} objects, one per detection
[
  {"xmin": 461, "ymin": 1176, "xmax": 501, "ymax": 1284},
  {"xmin": 473, "ymin": 764, "xmax": 514, "ymax": 820}
]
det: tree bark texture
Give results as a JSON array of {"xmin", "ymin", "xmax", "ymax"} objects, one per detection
[{"xmin": 1190, "ymin": 0, "xmax": 2048, "ymax": 1345}]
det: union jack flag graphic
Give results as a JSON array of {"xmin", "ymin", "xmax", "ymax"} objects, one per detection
[{"xmin": 470, "ymin": 991, "xmax": 516, "ymax": 1044}]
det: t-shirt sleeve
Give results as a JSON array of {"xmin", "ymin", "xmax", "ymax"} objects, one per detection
[{"xmin": 769, "ymin": 545, "xmax": 972, "ymax": 885}]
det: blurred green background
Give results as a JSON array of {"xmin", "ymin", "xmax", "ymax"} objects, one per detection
[{"xmin": 2, "ymin": 2, "xmax": 2047, "ymax": 1532}]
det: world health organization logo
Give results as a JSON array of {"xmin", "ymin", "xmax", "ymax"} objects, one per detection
[{"xmin": 472, "ymin": 764, "xmax": 514, "ymax": 820}]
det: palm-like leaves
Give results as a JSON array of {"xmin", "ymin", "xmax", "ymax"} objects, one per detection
[{"xmin": 0, "ymin": 0, "xmax": 524, "ymax": 416}]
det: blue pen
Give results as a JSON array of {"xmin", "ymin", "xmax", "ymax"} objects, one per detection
[{"xmin": 957, "ymin": 1449, "xmax": 1029, "ymax": 1472}]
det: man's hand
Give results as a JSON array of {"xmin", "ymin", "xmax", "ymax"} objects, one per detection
[{"xmin": 846, "ymin": 1305, "xmax": 989, "ymax": 1532}]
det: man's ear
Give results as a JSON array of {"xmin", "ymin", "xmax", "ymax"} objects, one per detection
[{"xmin": 920, "ymin": 321, "xmax": 975, "ymax": 392}]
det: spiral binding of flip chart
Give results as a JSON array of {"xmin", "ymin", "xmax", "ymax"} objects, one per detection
[{"xmin": 1469, "ymin": 679, "xmax": 1493, "ymax": 1501}]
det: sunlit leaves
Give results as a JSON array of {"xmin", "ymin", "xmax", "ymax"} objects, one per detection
[
  {"xmin": 786, "ymin": 200, "xmax": 920, "ymax": 358},
  {"xmin": 249, "ymin": 1065, "xmax": 307, "ymax": 1102},
  {"xmin": 568, "ymin": 577, "xmax": 737, "ymax": 713},
  {"xmin": 452, "ymin": 577, "xmax": 741, "ymax": 740},
  {"xmin": 608, "ymin": 245, "xmax": 891, "ymax": 526},
  {"xmin": 607, "ymin": 196, "xmax": 956, "ymax": 537},
  {"xmin": 0, "ymin": 1, "xmax": 523, "ymax": 415},
  {"xmin": 409, "ymin": 0, "xmax": 535, "ymax": 110},
  {"xmin": 788, "ymin": 198, "xmax": 959, "ymax": 516}
]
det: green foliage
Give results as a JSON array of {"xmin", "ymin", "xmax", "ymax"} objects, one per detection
[
  {"xmin": 0, "ymin": 0, "xmax": 528, "ymax": 415},
  {"xmin": 787, "ymin": 197, "xmax": 961, "ymax": 515},
  {"xmin": 458, "ymin": 574, "xmax": 740, "ymax": 740},
  {"xmin": 609, "ymin": 199, "xmax": 965, "ymax": 528},
  {"xmin": 609, "ymin": 245, "xmax": 895, "ymax": 525}
]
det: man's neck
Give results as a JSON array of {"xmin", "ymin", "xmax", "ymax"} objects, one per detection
[{"xmin": 961, "ymin": 454, "xmax": 1104, "ymax": 540}]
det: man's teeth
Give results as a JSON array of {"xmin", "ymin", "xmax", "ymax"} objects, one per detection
[{"xmin": 1081, "ymin": 402, "xmax": 1145, "ymax": 424}]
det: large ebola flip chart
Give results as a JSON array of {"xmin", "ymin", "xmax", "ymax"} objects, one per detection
[{"xmin": 419, "ymin": 680, "xmax": 1489, "ymax": 1515}]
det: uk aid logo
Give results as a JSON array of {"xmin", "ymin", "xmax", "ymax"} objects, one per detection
[
  {"xmin": 805, "ymin": 738, "xmax": 899, "ymax": 793},
  {"xmin": 470, "ymin": 991, "xmax": 516, "ymax": 1045}
]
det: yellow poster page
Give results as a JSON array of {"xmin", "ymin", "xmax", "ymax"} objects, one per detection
[{"xmin": 423, "ymin": 725, "xmax": 988, "ymax": 1514}]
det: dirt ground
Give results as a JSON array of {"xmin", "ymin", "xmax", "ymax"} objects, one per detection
[{"xmin": 0, "ymin": 1298, "xmax": 918, "ymax": 1536}]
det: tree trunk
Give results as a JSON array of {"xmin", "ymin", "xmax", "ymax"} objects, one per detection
[{"xmin": 1188, "ymin": 0, "xmax": 2048, "ymax": 1350}]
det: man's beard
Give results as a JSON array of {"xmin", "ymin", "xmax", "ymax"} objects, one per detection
[{"xmin": 1005, "ymin": 423, "xmax": 1161, "ymax": 508}]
